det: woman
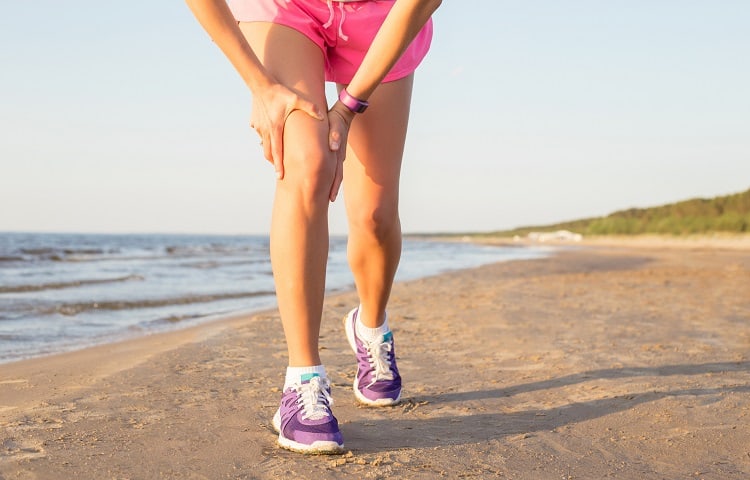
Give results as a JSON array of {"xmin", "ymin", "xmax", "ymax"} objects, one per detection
[{"xmin": 185, "ymin": 0, "xmax": 440, "ymax": 454}]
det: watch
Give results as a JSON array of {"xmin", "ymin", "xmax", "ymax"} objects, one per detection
[{"xmin": 338, "ymin": 88, "xmax": 369, "ymax": 114}]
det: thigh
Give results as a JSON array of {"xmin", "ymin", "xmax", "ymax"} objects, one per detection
[
  {"xmin": 342, "ymin": 75, "xmax": 414, "ymax": 217},
  {"xmin": 239, "ymin": 22, "xmax": 329, "ymax": 163}
]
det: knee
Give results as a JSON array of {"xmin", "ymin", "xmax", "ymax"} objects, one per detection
[
  {"xmin": 280, "ymin": 134, "xmax": 336, "ymax": 208},
  {"xmin": 349, "ymin": 203, "xmax": 400, "ymax": 242}
]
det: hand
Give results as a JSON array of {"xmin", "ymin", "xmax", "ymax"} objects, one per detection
[
  {"xmin": 249, "ymin": 83, "xmax": 324, "ymax": 179},
  {"xmin": 327, "ymin": 101, "xmax": 355, "ymax": 202}
]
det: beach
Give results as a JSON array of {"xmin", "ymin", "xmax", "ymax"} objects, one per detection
[{"xmin": 1, "ymin": 240, "xmax": 749, "ymax": 479}]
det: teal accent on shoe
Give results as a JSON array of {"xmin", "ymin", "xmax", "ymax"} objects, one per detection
[
  {"xmin": 345, "ymin": 307, "xmax": 402, "ymax": 406},
  {"xmin": 301, "ymin": 373, "xmax": 320, "ymax": 382}
]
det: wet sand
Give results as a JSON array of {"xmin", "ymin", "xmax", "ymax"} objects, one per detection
[{"xmin": 1, "ymin": 240, "xmax": 749, "ymax": 479}]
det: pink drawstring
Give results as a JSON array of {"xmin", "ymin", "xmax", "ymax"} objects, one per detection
[
  {"xmin": 322, "ymin": 0, "xmax": 334, "ymax": 28},
  {"xmin": 321, "ymin": 0, "xmax": 349, "ymax": 41},
  {"xmin": 337, "ymin": 3, "xmax": 349, "ymax": 41}
]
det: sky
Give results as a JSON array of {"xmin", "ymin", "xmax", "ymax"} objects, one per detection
[{"xmin": 1, "ymin": 1, "xmax": 749, "ymax": 235}]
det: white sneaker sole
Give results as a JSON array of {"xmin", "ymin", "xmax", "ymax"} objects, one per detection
[
  {"xmin": 272, "ymin": 409, "xmax": 344, "ymax": 455},
  {"xmin": 352, "ymin": 375, "xmax": 402, "ymax": 407}
]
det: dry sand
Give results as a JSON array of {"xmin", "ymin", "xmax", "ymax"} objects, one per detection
[{"xmin": 1, "ymin": 241, "xmax": 749, "ymax": 479}]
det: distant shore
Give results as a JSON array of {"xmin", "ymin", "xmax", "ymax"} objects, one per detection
[
  {"xmin": 422, "ymin": 232, "xmax": 750, "ymax": 251},
  {"xmin": 1, "ymin": 237, "xmax": 749, "ymax": 478}
]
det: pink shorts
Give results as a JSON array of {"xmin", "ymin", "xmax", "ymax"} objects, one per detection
[{"xmin": 229, "ymin": 0, "xmax": 433, "ymax": 84}]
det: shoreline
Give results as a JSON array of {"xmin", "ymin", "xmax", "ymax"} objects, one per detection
[
  {"xmin": 0, "ymin": 241, "xmax": 548, "ymax": 392},
  {"xmin": 0, "ymin": 307, "xmax": 269, "ymax": 368},
  {"xmin": 0, "ymin": 235, "xmax": 546, "ymax": 366},
  {"xmin": 2, "ymin": 239, "xmax": 749, "ymax": 478}
]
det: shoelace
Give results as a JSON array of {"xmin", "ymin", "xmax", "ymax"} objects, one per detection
[
  {"xmin": 365, "ymin": 337, "xmax": 395, "ymax": 386},
  {"xmin": 294, "ymin": 376, "xmax": 334, "ymax": 421}
]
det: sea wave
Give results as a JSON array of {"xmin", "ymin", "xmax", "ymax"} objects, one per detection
[
  {"xmin": 43, "ymin": 290, "xmax": 276, "ymax": 316},
  {"xmin": 148, "ymin": 312, "xmax": 216, "ymax": 326},
  {"xmin": 165, "ymin": 244, "xmax": 259, "ymax": 256},
  {"xmin": 3, "ymin": 243, "xmax": 261, "ymax": 264},
  {"xmin": 16, "ymin": 247, "xmax": 114, "ymax": 262},
  {"xmin": 0, "ymin": 275, "xmax": 145, "ymax": 294},
  {"xmin": 178, "ymin": 258, "xmax": 267, "ymax": 269}
]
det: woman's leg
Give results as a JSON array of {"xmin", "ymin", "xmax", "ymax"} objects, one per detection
[
  {"xmin": 239, "ymin": 23, "xmax": 334, "ymax": 367},
  {"xmin": 343, "ymin": 75, "xmax": 414, "ymax": 328}
]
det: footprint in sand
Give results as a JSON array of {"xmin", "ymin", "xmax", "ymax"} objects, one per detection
[{"xmin": 0, "ymin": 438, "xmax": 46, "ymax": 462}]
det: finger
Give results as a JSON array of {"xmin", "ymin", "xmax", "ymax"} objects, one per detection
[
  {"xmin": 329, "ymin": 128, "xmax": 341, "ymax": 152},
  {"xmin": 270, "ymin": 140, "xmax": 283, "ymax": 180},
  {"xmin": 329, "ymin": 155, "xmax": 344, "ymax": 202},
  {"xmin": 260, "ymin": 142, "xmax": 272, "ymax": 164},
  {"xmin": 271, "ymin": 127, "xmax": 285, "ymax": 179},
  {"xmin": 262, "ymin": 136, "xmax": 273, "ymax": 165},
  {"xmin": 295, "ymin": 98, "xmax": 324, "ymax": 121}
]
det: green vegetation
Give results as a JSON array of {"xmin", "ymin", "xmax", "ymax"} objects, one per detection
[{"xmin": 490, "ymin": 188, "xmax": 750, "ymax": 236}]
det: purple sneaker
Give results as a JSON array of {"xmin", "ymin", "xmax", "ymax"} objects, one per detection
[
  {"xmin": 271, "ymin": 373, "xmax": 344, "ymax": 454},
  {"xmin": 344, "ymin": 307, "xmax": 402, "ymax": 406}
]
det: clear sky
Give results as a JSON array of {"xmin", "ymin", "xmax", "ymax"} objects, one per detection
[{"xmin": 2, "ymin": 1, "xmax": 749, "ymax": 234}]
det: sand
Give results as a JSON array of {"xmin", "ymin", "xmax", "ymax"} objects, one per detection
[{"xmin": 1, "ymin": 240, "xmax": 749, "ymax": 479}]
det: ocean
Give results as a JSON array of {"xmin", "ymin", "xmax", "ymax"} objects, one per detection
[{"xmin": 0, "ymin": 232, "xmax": 548, "ymax": 364}]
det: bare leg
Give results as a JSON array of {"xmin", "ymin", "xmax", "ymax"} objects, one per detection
[
  {"xmin": 342, "ymin": 75, "xmax": 414, "ymax": 328},
  {"xmin": 240, "ymin": 23, "xmax": 334, "ymax": 366}
]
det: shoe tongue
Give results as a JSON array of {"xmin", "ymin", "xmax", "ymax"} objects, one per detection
[
  {"xmin": 300, "ymin": 372, "xmax": 320, "ymax": 384},
  {"xmin": 365, "ymin": 331, "xmax": 392, "ymax": 345}
]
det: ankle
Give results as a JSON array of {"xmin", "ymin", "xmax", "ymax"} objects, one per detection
[
  {"xmin": 284, "ymin": 365, "xmax": 327, "ymax": 390},
  {"xmin": 355, "ymin": 308, "xmax": 390, "ymax": 343}
]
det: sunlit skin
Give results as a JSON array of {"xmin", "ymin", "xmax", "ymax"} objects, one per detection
[{"xmin": 186, "ymin": 0, "xmax": 441, "ymax": 366}]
